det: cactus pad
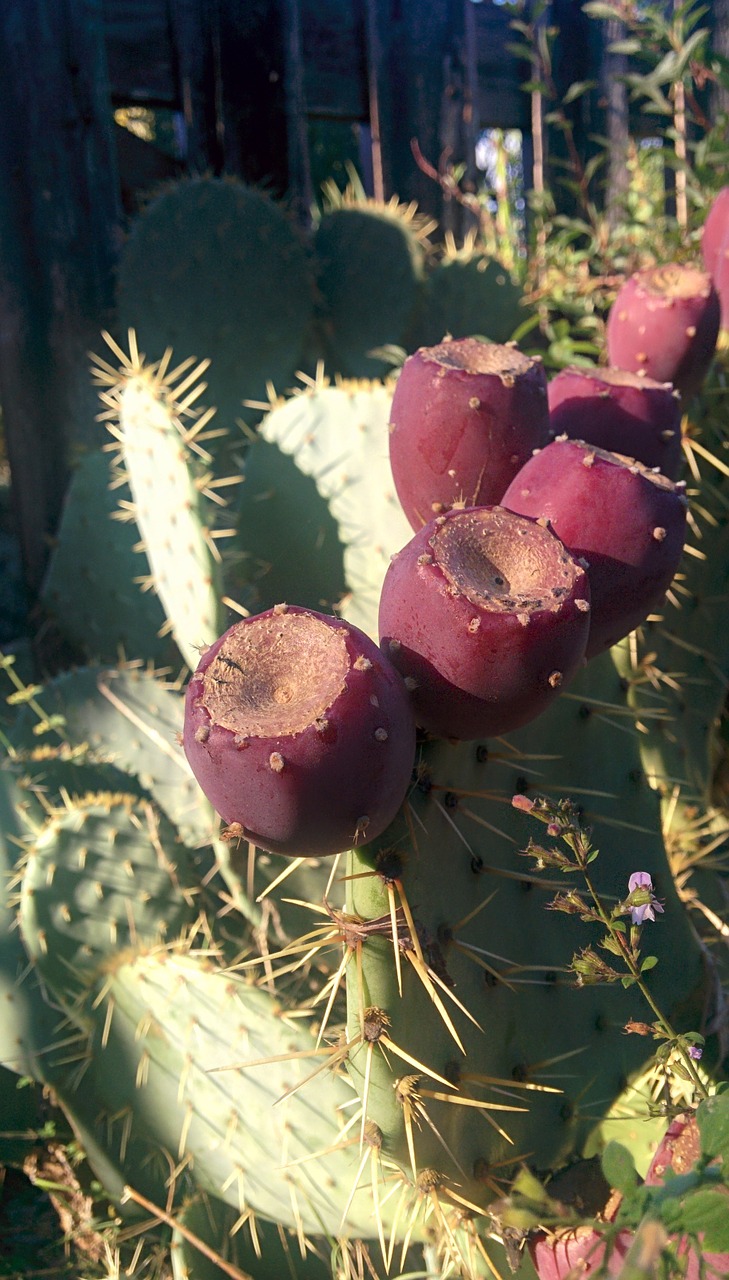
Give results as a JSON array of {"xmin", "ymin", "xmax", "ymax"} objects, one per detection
[
  {"xmin": 258, "ymin": 377, "xmax": 412, "ymax": 638},
  {"xmin": 344, "ymin": 651, "xmax": 708, "ymax": 1212},
  {"xmin": 116, "ymin": 177, "xmax": 314, "ymax": 431},
  {"xmin": 18, "ymin": 792, "xmax": 199, "ymax": 1004}
]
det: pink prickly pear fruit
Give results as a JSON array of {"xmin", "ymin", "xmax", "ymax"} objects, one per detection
[
  {"xmin": 703, "ymin": 188, "xmax": 729, "ymax": 332},
  {"xmin": 388, "ymin": 337, "xmax": 551, "ymax": 531},
  {"xmin": 645, "ymin": 1114, "xmax": 729, "ymax": 1280},
  {"xmin": 502, "ymin": 439, "xmax": 688, "ymax": 659},
  {"xmin": 378, "ymin": 506, "xmax": 591, "ymax": 741},
  {"xmin": 605, "ymin": 263, "xmax": 720, "ymax": 401},
  {"xmin": 701, "ymin": 187, "xmax": 729, "ymax": 277},
  {"xmin": 711, "ymin": 238, "xmax": 729, "ymax": 333},
  {"xmin": 548, "ymin": 365, "xmax": 683, "ymax": 479},
  {"xmin": 529, "ymin": 1195, "xmax": 631, "ymax": 1280},
  {"xmin": 183, "ymin": 605, "xmax": 416, "ymax": 856}
]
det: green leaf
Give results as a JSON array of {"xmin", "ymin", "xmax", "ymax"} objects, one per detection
[
  {"xmin": 681, "ymin": 1190, "xmax": 729, "ymax": 1251},
  {"xmin": 697, "ymin": 1093, "xmax": 729, "ymax": 1162},
  {"xmin": 582, "ymin": 1, "xmax": 624, "ymax": 18},
  {"xmin": 640, "ymin": 955, "xmax": 659, "ymax": 973},
  {"xmin": 608, "ymin": 38, "xmax": 643, "ymax": 54},
  {"xmin": 563, "ymin": 79, "xmax": 597, "ymax": 105},
  {"xmin": 602, "ymin": 1141, "xmax": 639, "ymax": 1194},
  {"xmin": 673, "ymin": 27, "xmax": 710, "ymax": 79}
]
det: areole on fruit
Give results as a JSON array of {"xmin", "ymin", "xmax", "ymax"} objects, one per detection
[
  {"xmin": 378, "ymin": 506, "xmax": 591, "ymax": 740},
  {"xmin": 183, "ymin": 605, "xmax": 416, "ymax": 856}
]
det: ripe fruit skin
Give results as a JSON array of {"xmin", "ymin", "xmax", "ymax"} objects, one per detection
[
  {"xmin": 530, "ymin": 1220, "xmax": 631, "ymax": 1280},
  {"xmin": 645, "ymin": 1115, "xmax": 729, "ymax": 1280},
  {"xmin": 712, "ymin": 240, "xmax": 729, "ymax": 332},
  {"xmin": 388, "ymin": 338, "xmax": 551, "ymax": 531},
  {"xmin": 701, "ymin": 186, "xmax": 729, "ymax": 278},
  {"xmin": 378, "ymin": 506, "xmax": 591, "ymax": 740},
  {"xmin": 548, "ymin": 366, "xmax": 682, "ymax": 479},
  {"xmin": 605, "ymin": 263, "xmax": 720, "ymax": 401},
  {"xmin": 183, "ymin": 606, "xmax": 416, "ymax": 856},
  {"xmin": 502, "ymin": 439, "xmax": 688, "ymax": 658}
]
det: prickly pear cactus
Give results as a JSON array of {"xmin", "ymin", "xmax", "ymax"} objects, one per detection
[
  {"xmin": 18, "ymin": 791, "xmax": 200, "ymax": 1005},
  {"xmin": 343, "ymin": 650, "xmax": 708, "ymax": 1213},
  {"xmin": 40, "ymin": 448, "xmax": 172, "ymax": 666},
  {"xmin": 413, "ymin": 236, "xmax": 526, "ymax": 348},
  {"xmin": 313, "ymin": 179, "xmax": 432, "ymax": 379},
  {"xmin": 91, "ymin": 334, "xmax": 230, "ymax": 670},
  {"xmin": 116, "ymin": 177, "xmax": 314, "ymax": 433},
  {"xmin": 257, "ymin": 374, "xmax": 411, "ymax": 637},
  {"xmin": 234, "ymin": 435, "xmax": 346, "ymax": 616},
  {"xmin": 5, "ymin": 188, "xmax": 729, "ymax": 1275}
]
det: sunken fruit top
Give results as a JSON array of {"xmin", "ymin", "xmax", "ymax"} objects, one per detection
[
  {"xmin": 429, "ymin": 507, "xmax": 583, "ymax": 615},
  {"xmin": 200, "ymin": 611, "xmax": 349, "ymax": 738},
  {"xmin": 562, "ymin": 366, "xmax": 673, "ymax": 391},
  {"xmin": 184, "ymin": 606, "xmax": 417, "ymax": 857},
  {"xmin": 425, "ymin": 338, "xmax": 536, "ymax": 379},
  {"xmin": 637, "ymin": 263, "xmax": 713, "ymax": 301}
]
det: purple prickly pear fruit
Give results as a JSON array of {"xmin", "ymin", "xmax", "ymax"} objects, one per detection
[
  {"xmin": 711, "ymin": 236, "xmax": 729, "ymax": 332},
  {"xmin": 701, "ymin": 186, "xmax": 729, "ymax": 277},
  {"xmin": 388, "ymin": 337, "xmax": 550, "ymax": 531},
  {"xmin": 502, "ymin": 439, "xmax": 688, "ymax": 658},
  {"xmin": 378, "ymin": 506, "xmax": 591, "ymax": 740},
  {"xmin": 548, "ymin": 366, "xmax": 683, "ymax": 479},
  {"xmin": 529, "ymin": 1200, "xmax": 630, "ymax": 1280},
  {"xmin": 183, "ymin": 605, "xmax": 416, "ymax": 856},
  {"xmin": 605, "ymin": 263, "xmax": 719, "ymax": 400}
]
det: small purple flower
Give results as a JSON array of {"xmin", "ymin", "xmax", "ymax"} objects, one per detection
[
  {"xmin": 688, "ymin": 1045, "xmax": 703, "ymax": 1061},
  {"xmin": 627, "ymin": 872, "xmax": 665, "ymax": 926}
]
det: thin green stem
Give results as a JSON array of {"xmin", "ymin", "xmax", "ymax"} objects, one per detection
[{"xmin": 578, "ymin": 851, "xmax": 708, "ymax": 1100}]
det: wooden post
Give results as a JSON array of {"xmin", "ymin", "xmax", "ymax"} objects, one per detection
[
  {"xmin": 603, "ymin": 16, "xmax": 630, "ymax": 230},
  {"xmin": 364, "ymin": 0, "xmax": 385, "ymax": 202},
  {"xmin": 0, "ymin": 0, "xmax": 122, "ymax": 600},
  {"xmin": 281, "ymin": 0, "xmax": 314, "ymax": 224},
  {"xmin": 711, "ymin": 0, "xmax": 729, "ymax": 121}
]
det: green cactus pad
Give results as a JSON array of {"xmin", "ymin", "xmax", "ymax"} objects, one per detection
[
  {"xmin": 414, "ymin": 247, "xmax": 526, "ymax": 348},
  {"xmin": 345, "ymin": 651, "xmax": 708, "ymax": 1210},
  {"xmin": 0, "ymin": 765, "xmax": 60, "ymax": 1079},
  {"xmin": 313, "ymin": 192, "xmax": 429, "ymax": 379},
  {"xmin": 18, "ymin": 793, "xmax": 200, "ymax": 1005},
  {"xmin": 92, "ymin": 341, "xmax": 227, "ymax": 670},
  {"xmin": 10, "ymin": 665, "xmax": 213, "ymax": 849},
  {"xmin": 233, "ymin": 435, "xmax": 346, "ymax": 615},
  {"xmin": 170, "ymin": 1194, "xmax": 334, "ymax": 1280},
  {"xmin": 41, "ymin": 449, "xmax": 173, "ymax": 667},
  {"xmin": 258, "ymin": 379, "xmax": 411, "ymax": 638},
  {"xmin": 610, "ymin": 362, "xmax": 729, "ymax": 937},
  {"xmin": 117, "ymin": 177, "xmax": 314, "ymax": 431},
  {"xmin": 68, "ymin": 950, "xmax": 416, "ymax": 1242}
]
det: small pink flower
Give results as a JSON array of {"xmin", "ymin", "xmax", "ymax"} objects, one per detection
[
  {"xmin": 627, "ymin": 871, "xmax": 664, "ymax": 925},
  {"xmin": 512, "ymin": 794, "xmax": 535, "ymax": 813}
]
